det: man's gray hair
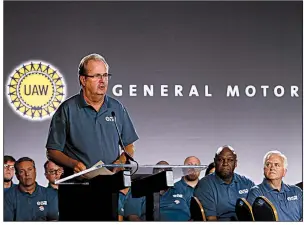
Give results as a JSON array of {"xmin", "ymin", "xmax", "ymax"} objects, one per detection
[
  {"xmin": 78, "ymin": 53, "xmax": 109, "ymax": 86},
  {"xmin": 263, "ymin": 150, "xmax": 288, "ymax": 169}
]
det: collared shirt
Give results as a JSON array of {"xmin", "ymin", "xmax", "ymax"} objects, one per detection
[
  {"xmin": 174, "ymin": 177, "xmax": 196, "ymax": 207},
  {"xmin": 247, "ymin": 179, "xmax": 302, "ymax": 221},
  {"xmin": 4, "ymin": 182, "xmax": 16, "ymax": 192},
  {"xmin": 4, "ymin": 183, "xmax": 58, "ymax": 221},
  {"xmin": 124, "ymin": 186, "xmax": 191, "ymax": 221},
  {"xmin": 46, "ymin": 90, "xmax": 139, "ymax": 168},
  {"xmin": 118, "ymin": 188, "xmax": 132, "ymax": 216},
  {"xmin": 193, "ymin": 173, "xmax": 255, "ymax": 221},
  {"xmin": 47, "ymin": 183, "xmax": 57, "ymax": 191}
]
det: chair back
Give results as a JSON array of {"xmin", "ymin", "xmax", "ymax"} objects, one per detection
[
  {"xmin": 190, "ymin": 196, "xmax": 207, "ymax": 221},
  {"xmin": 235, "ymin": 198, "xmax": 255, "ymax": 221},
  {"xmin": 252, "ymin": 196, "xmax": 279, "ymax": 221}
]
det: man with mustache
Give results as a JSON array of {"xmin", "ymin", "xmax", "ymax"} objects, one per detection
[
  {"xmin": 194, "ymin": 145, "xmax": 255, "ymax": 221},
  {"xmin": 247, "ymin": 150, "xmax": 302, "ymax": 221},
  {"xmin": 46, "ymin": 53, "xmax": 139, "ymax": 177},
  {"xmin": 4, "ymin": 157, "xmax": 58, "ymax": 221},
  {"xmin": 174, "ymin": 156, "xmax": 201, "ymax": 207},
  {"xmin": 4, "ymin": 155, "xmax": 16, "ymax": 192}
]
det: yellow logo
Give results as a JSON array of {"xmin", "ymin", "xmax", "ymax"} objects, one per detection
[{"xmin": 7, "ymin": 61, "xmax": 66, "ymax": 121}]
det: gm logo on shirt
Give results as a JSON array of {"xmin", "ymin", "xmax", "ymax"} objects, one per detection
[
  {"xmin": 238, "ymin": 189, "xmax": 249, "ymax": 194},
  {"xmin": 105, "ymin": 116, "xmax": 114, "ymax": 122},
  {"xmin": 287, "ymin": 196, "xmax": 298, "ymax": 201},
  {"xmin": 37, "ymin": 201, "xmax": 48, "ymax": 206}
]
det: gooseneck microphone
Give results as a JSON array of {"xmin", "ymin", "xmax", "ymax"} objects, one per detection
[{"xmin": 111, "ymin": 111, "xmax": 135, "ymax": 162}]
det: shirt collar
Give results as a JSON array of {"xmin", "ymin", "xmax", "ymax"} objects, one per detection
[
  {"xmin": 78, "ymin": 89, "xmax": 109, "ymax": 110},
  {"xmin": 18, "ymin": 182, "xmax": 40, "ymax": 197},
  {"xmin": 181, "ymin": 177, "xmax": 195, "ymax": 189},
  {"xmin": 214, "ymin": 173, "xmax": 238, "ymax": 185},
  {"xmin": 262, "ymin": 178, "xmax": 290, "ymax": 193}
]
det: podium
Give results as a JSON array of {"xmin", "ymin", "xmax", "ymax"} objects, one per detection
[
  {"xmin": 56, "ymin": 163, "xmax": 207, "ymax": 221},
  {"xmin": 57, "ymin": 168, "xmax": 131, "ymax": 221}
]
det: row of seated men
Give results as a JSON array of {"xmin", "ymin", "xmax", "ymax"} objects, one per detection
[{"xmin": 3, "ymin": 146, "xmax": 303, "ymax": 221}]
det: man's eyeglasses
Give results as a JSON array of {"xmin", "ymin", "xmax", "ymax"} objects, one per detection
[
  {"xmin": 4, "ymin": 164, "xmax": 15, "ymax": 171},
  {"xmin": 46, "ymin": 169, "xmax": 64, "ymax": 175},
  {"xmin": 82, "ymin": 73, "xmax": 112, "ymax": 80}
]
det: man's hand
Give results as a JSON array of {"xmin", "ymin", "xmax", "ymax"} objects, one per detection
[
  {"xmin": 73, "ymin": 161, "xmax": 88, "ymax": 179},
  {"xmin": 112, "ymin": 159, "xmax": 124, "ymax": 173}
]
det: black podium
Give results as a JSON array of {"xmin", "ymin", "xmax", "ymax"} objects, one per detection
[
  {"xmin": 58, "ymin": 170, "xmax": 131, "ymax": 221},
  {"xmin": 131, "ymin": 170, "xmax": 174, "ymax": 221}
]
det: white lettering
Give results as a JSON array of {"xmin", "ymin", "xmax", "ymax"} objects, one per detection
[
  {"xmin": 227, "ymin": 85, "xmax": 240, "ymax": 97},
  {"xmin": 245, "ymin": 85, "xmax": 256, "ymax": 97},
  {"xmin": 274, "ymin": 86, "xmax": 284, "ymax": 97},
  {"xmin": 189, "ymin": 85, "xmax": 199, "ymax": 97},
  {"xmin": 291, "ymin": 86, "xmax": 299, "ymax": 97},
  {"xmin": 161, "ymin": 85, "xmax": 168, "ymax": 96},
  {"xmin": 143, "ymin": 85, "xmax": 153, "ymax": 96},
  {"xmin": 205, "ymin": 85, "xmax": 212, "ymax": 97},
  {"xmin": 129, "ymin": 85, "xmax": 137, "ymax": 97},
  {"xmin": 175, "ymin": 85, "xmax": 183, "ymax": 96},
  {"xmin": 261, "ymin": 85, "xmax": 269, "ymax": 97},
  {"xmin": 112, "ymin": 84, "xmax": 122, "ymax": 96}
]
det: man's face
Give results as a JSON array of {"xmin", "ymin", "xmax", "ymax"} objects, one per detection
[
  {"xmin": 215, "ymin": 148, "xmax": 237, "ymax": 180},
  {"xmin": 264, "ymin": 154, "xmax": 286, "ymax": 181},
  {"xmin": 45, "ymin": 161, "xmax": 63, "ymax": 184},
  {"xmin": 4, "ymin": 161, "xmax": 15, "ymax": 182},
  {"xmin": 80, "ymin": 59, "xmax": 108, "ymax": 96},
  {"xmin": 16, "ymin": 161, "xmax": 36, "ymax": 187},
  {"xmin": 184, "ymin": 157, "xmax": 201, "ymax": 181}
]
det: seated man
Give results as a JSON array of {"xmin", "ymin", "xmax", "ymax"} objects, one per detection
[
  {"xmin": 174, "ymin": 156, "xmax": 201, "ymax": 207},
  {"xmin": 4, "ymin": 155, "xmax": 16, "ymax": 192},
  {"xmin": 194, "ymin": 145, "xmax": 255, "ymax": 221},
  {"xmin": 44, "ymin": 160, "xmax": 64, "ymax": 190},
  {"xmin": 124, "ymin": 161, "xmax": 191, "ymax": 221},
  {"xmin": 118, "ymin": 187, "xmax": 131, "ymax": 220},
  {"xmin": 247, "ymin": 150, "xmax": 302, "ymax": 221},
  {"xmin": 4, "ymin": 157, "xmax": 58, "ymax": 221}
]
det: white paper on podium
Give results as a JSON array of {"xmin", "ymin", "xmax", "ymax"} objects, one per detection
[{"xmin": 84, "ymin": 161, "xmax": 114, "ymax": 179}]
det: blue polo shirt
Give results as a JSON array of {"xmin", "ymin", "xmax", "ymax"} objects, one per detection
[
  {"xmin": 247, "ymin": 179, "xmax": 302, "ymax": 221},
  {"xmin": 118, "ymin": 189, "xmax": 132, "ymax": 216},
  {"xmin": 46, "ymin": 90, "xmax": 139, "ymax": 168},
  {"xmin": 124, "ymin": 186, "xmax": 191, "ymax": 221},
  {"xmin": 174, "ymin": 178, "xmax": 196, "ymax": 207},
  {"xmin": 4, "ymin": 183, "xmax": 58, "ymax": 221},
  {"xmin": 4, "ymin": 182, "xmax": 17, "ymax": 192},
  {"xmin": 193, "ymin": 173, "xmax": 255, "ymax": 221}
]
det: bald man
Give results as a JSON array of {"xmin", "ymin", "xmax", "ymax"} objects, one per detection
[
  {"xmin": 175, "ymin": 156, "xmax": 201, "ymax": 207},
  {"xmin": 194, "ymin": 145, "xmax": 255, "ymax": 221},
  {"xmin": 124, "ymin": 161, "xmax": 191, "ymax": 221}
]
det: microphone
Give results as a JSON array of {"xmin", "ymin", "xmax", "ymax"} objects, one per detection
[{"xmin": 111, "ymin": 111, "xmax": 135, "ymax": 162}]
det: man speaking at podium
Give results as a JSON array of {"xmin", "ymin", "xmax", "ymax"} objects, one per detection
[{"xmin": 45, "ymin": 53, "xmax": 139, "ymax": 177}]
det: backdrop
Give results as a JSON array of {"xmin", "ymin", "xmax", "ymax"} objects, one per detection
[{"xmin": 4, "ymin": 1, "xmax": 302, "ymax": 186}]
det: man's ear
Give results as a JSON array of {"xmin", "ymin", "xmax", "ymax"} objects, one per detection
[
  {"xmin": 283, "ymin": 168, "xmax": 287, "ymax": 177},
  {"xmin": 79, "ymin": 76, "xmax": 86, "ymax": 87}
]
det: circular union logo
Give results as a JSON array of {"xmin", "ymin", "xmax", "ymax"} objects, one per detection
[{"xmin": 7, "ymin": 61, "xmax": 66, "ymax": 121}]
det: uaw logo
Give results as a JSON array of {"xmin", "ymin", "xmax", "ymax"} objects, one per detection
[{"xmin": 7, "ymin": 61, "xmax": 66, "ymax": 121}]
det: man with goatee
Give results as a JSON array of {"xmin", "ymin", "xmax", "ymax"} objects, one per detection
[
  {"xmin": 175, "ymin": 156, "xmax": 201, "ymax": 207},
  {"xmin": 194, "ymin": 145, "xmax": 255, "ymax": 221}
]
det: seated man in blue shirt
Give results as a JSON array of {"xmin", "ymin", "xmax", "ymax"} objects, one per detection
[
  {"xmin": 4, "ymin": 157, "xmax": 58, "ymax": 221},
  {"xmin": 118, "ymin": 187, "xmax": 131, "ymax": 220},
  {"xmin": 247, "ymin": 150, "xmax": 302, "ymax": 221},
  {"xmin": 124, "ymin": 161, "xmax": 191, "ymax": 221},
  {"xmin": 194, "ymin": 145, "xmax": 255, "ymax": 221},
  {"xmin": 4, "ymin": 155, "xmax": 16, "ymax": 192},
  {"xmin": 175, "ymin": 156, "xmax": 201, "ymax": 207}
]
